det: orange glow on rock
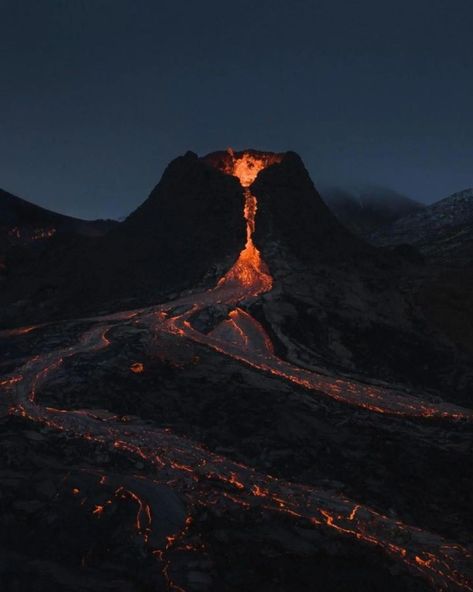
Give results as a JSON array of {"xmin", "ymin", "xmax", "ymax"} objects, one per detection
[{"xmin": 130, "ymin": 362, "xmax": 144, "ymax": 374}]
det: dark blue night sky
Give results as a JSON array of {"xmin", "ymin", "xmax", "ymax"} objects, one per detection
[{"xmin": 1, "ymin": 0, "xmax": 472, "ymax": 219}]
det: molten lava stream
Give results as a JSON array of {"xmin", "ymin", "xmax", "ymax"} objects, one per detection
[
  {"xmin": 215, "ymin": 151, "xmax": 280, "ymax": 297},
  {"xmin": 216, "ymin": 189, "xmax": 272, "ymax": 296},
  {"xmin": 208, "ymin": 308, "xmax": 274, "ymax": 356}
]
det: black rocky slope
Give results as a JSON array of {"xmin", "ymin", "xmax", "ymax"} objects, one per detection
[
  {"xmin": 370, "ymin": 188, "xmax": 473, "ymax": 265},
  {"xmin": 251, "ymin": 153, "xmax": 473, "ymax": 405},
  {"xmin": 0, "ymin": 187, "xmax": 117, "ymax": 274},
  {"xmin": 252, "ymin": 152, "xmax": 366, "ymax": 261},
  {"xmin": 368, "ymin": 188, "xmax": 473, "ymax": 355}
]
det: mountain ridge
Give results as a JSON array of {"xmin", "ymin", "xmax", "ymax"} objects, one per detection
[
  {"xmin": 370, "ymin": 187, "xmax": 473, "ymax": 265},
  {"xmin": 321, "ymin": 186, "xmax": 424, "ymax": 238}
]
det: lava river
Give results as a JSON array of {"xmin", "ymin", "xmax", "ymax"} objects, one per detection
[{"xmin": 1, "ymin": 150, "xmax": 473, "ymax": 591}]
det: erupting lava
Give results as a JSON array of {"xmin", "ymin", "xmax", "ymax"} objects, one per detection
[
  {"xmin": 215, "ymin": 149, "xmax": 282, "ymax": 295},
  {"xmin": 223, "ymin": 149, "xmax": 282, "ymax": 188}
]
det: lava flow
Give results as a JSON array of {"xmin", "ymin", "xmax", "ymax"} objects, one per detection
[
  {"xmin": 215, "ymin": 149, "xmax": 281, "ymax": 296},
  {"xmin": 3, "ymin": 332, "xmax": 473, "ymax": 592}
]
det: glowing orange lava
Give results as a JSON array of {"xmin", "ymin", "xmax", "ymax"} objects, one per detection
[
  {"xmin": 216, "ymin": 150, "xmax": 282, "ymax": 295},
  {"xmin": 130, "ymin": 362, "xmax": 144, "ymax": 374},
  {"xmin": 223, "ymin": 150, "xmax": 282, "ymax": 188}
]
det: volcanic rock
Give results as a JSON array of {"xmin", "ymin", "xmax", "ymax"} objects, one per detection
[
  {"xmin": 246, "ymin": 152, "xmax": 473, "ymax": 404},
  {"xmin": 0, "ymin": 187, "xmax": 117, "ymax": 246},
  {"xmin": 251, "ymin": 151, "xmax": 367, "ymax": 264}
]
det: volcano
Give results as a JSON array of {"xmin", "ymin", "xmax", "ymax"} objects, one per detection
[
  {"xmin": 1, "ymin": 149, "xmax": 349, "ymax": 324},
  {"xmin": 0, "ymin": 149, "xmax": 472, "ymax": 592}
]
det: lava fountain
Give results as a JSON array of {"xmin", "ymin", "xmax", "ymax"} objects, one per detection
[{"xmin": 212, "ymin": 149, "xmax": 282, "ymax": 297}]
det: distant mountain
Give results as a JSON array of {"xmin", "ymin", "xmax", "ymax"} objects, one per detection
[
  {"xmin": 321, "ymin": 186, "xmax": 424, "ymax": 238},
  {"xmin": 0, "ymin": 188, "xmax": 118, "ymax": 274},
  {"xmin": 370, "ymin": 188, "xmax": 473, "ymax": 265},
  {"xmin": 0, "ymin": 187, "xmax": 117, "ymax": 262}
]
